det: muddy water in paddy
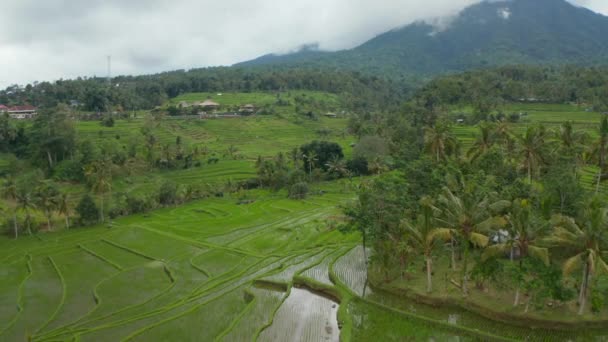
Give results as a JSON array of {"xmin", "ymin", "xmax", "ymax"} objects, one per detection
[{"xmin": 259, "ymin": 288, "xmax": 339, "ymax": 342}]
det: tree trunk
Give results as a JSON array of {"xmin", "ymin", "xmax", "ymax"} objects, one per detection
[
  {"xmin": 578, "ymin": 262, "xmax": 587, "ymax": 306},
  {"xmin": 579, "ymin": 262, "xmax": 590, "ymax": 315},
  {"xmin": 596, "ymin": 169, "xmax": 602, "ymax": 195},
  {"xmin": 426, "ymin": 256, "xmax": 433, "ymax": 293},
  {"xmin": 525, "ymin": 295, "xmax": 531, "ymax": 313},
  {"xmin": 46, "ymin": 150, "xmax": 54, "ymax": 169},
  {"xmin": 99, "ymin": 194, "xmax": 105, "ymax": 223},
  {"xmin": 462, "ymin": 242, "xmax": 469, "ymax": 296},
  {"xmin": 451, "ymin": 238, "xmax": 457, "ymax": 271},
  {"xmin": 597, "ymin": 142, "xmax": 605, "ymax": 194},
  {"xmin": 514, "ymin": 287, "xmax": 520, "ymax": 307},
  {"xmin": 46, "ymin": 210, "xmax": 52, "ymax": 231},
  {"xmin": 26, "ymin": 211, "xmax": 32, "ymax": 235},
  {"xmin": 65, "ymin": 215, "xmax": 70, "ymax": 230},
  {"xmin": 13, "ymin": 212, "xmax": 18, "ymax": 239},
  {"xmin": 527, "ymin": 162, "xmax": 532, "ymax": 183}
]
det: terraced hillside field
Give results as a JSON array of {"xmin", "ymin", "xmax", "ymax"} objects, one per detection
[
  {"xmin": 452, "ymin": 103, "xmax": 603, "ymax": 150},
  {"xmin": 0, "ymin": 184, "xmax": 360, "ymax": 342}
]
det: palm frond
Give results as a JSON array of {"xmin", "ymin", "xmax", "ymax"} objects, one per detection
[
  {"xmin": 563, "ymin": 253, "xmax": 584, "ymax": 276},
  {"xmin": 469, "ymin": 232, "xmax": 489, "ymax": 248},
  {"xmin": 427, "ymin": 228, "xmax": 454, "ymax": 245},
  {"xmin": 528, "ymin": 245, "xmax": 550, "ymax": 266},
  {"xmin": 482, "ymin": 243, "xmax": 510, "ymax": 261}
]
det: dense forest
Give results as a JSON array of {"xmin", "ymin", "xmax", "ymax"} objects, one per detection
[
  {"xmin": 415, "ymin": 65, "xmax": 608, "ymax": 113},
  {"xmin": 0, "ymin": 67, "xmax": 405, "ymax": 112}
]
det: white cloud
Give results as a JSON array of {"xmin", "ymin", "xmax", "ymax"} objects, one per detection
[{"xmin": 0, "ymin": 0, "xmax": 605, "ymax": 88}]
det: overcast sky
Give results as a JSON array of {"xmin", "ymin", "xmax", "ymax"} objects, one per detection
[{"xmin": 0, "ymin": 0, "xmax": 606, "ymax": 88}]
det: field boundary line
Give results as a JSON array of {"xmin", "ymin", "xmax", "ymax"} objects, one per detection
[{"xmin": 78, "ymin": 244, "xmax": 123, "ymax": 271}]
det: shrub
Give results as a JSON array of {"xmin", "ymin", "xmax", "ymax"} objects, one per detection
[
  {"xmin": 52, "ymin": 159, "xmax": 85, "ymax": 181},
  {"xmin": 126, "ymin": 194, "xmax": 153, "ymax": 214},
  {"xmin": 101, "ymin": 116, "xmax": 115, "ymax": 127},
  {"xmin": 76, "ymin": 194, "xmax": 99, "ymax": 226},
  {"xmin": 346, "ymin": 157, "xmax": 369, "ymax": 176},
  {"xmin": 288, "ymin": 182, "xmax": 309, "ymax": 200},
  {"xmin": 158, "ymin": 181, "xmax": 178, "ymax": 206},
  {"xmin": 592, "ymin": 290, "xmax": 604, "ymax": 313}
]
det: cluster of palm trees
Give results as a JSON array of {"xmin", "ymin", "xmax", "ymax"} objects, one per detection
[
  {"xmin": 401, "ymin": 184, "xmax": 608, "ymax": 315},
  {"xmin": 397, "ymin": 118, "xmax": 608, "ymax": 315},
  {"xmin": 1, "ymin": 176, "xmax": 71, "ymax": 239},
  {"xmin": 424, "ymin": 118, "xmax": 607, "ymax": 187}
]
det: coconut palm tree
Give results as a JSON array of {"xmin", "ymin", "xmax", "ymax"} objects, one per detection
[
  {"xmin": 483, "ymin": 199, "xmax": 549, "ymax": 306},
  {"xmin": 1, "ymin": 177, "xmax": 19, "ymax": 238},
  {"xmin": 325, "ymin": 156, "xmax": 347, "ymax": 178},
  {"xmin": 589, "ymin": 116, "xmax": 608, "ymax": 194},
  {"xmin": 424, "ymin": 123, "xmax": 459, "ymax": 162},
  {"xmin": 35, "ymin": 181, "xmax": 59, "ymax": 231},
  {"xmin": 546, "ymin": 198, "xmax": 608, "ymax": 315},
  {"xmin": 302, "ymin": 152, "xmax": 318, "ymax": 180},
  {"xmin": 467, "ymin": 122, "xmax": 495, "ymax": 162},
  {"xmin": 516, "ymin": 125, "xmax": 550, "ymax": 182},
  {"xmin": 556, "ymin": 121, "xmax": 588, "ymax": 151},
  {"xmin": 437, "ymin": 186, "xmax": 509, "ymax": 296},
  {"xmin": 85, "ymin": 158, "xmax": 113, "ymax": 223},
  {"xmin": 401, "ymin": 196, "xmax": 453, "ymax": 293},
  {"xmin": 57, "ymin": 192, "xmax": 70, "ymax": 230},
  {"xmin": 16, "ymin": 187, "xmax": 36, "ymax": 235}
]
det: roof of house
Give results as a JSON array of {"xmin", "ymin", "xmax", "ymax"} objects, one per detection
[
  {"xmin": 0, "ymin": 105, "xmax": 8, "ymax": 110},
  {"xmin": 9, "ymin": 105, "xmax": 37, "ymax": 111},
  {"xmin": 201, "ymin": 100, "xmax": 220, "ymax": 107},
  {"xmin": 242, "ymin": 104, "xmax": 255, "ymax": 108}
]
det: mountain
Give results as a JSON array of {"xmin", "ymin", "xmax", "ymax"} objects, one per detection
[{"xmin": 236, "ymin": 0, "xmax": 608, "ymax": 78}]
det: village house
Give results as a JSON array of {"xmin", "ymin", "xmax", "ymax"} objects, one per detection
[
  {"xmin": 199, "ymin": 100, "xmax": 220, "ymax": 112},
  {"xmin": 0, "ymin": 105, "xmax": 38, "ymax": 119},
  {"xmin": 239, "ymin": 104, "xmax": 256, "ymax": 115}
]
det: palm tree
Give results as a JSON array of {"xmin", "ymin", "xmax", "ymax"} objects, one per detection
[
  {"xmin": 467, "ymin": 122, "xmax": 495, "ymax": 162},
  {"xmin": 494, "ymin": 120, "xmax": 516, "ymax": 156},
  {"xmin": 424, "ymin": 123, "xmax": 459, "ymax": 162},
  {"xmin": 590, "ymin": 116, "xmax": 608, "ymax": 194},
  {"xmin": 546, "ymin": 198, "xmax": 608, "ymax": 315},
  {"xmin": 325, "ymin": 156, "xmax": 347, "ymax": 178},
  {"xmin": 85, "ymin": 158, "xmax": 113, "ymax": 223},
  {"xmin": 516, "ymin": 125, "xmax": 549, "ymax": 182},
  {"xmin": 57, "ymin": 192, "xmax": 70, "ymax": 230},
  {"xmin": 368, "ymin": 156, "xmax": 388, "ymax": 175},
  {"xmin": 401, "ymin": 196, "xmax": 453, "ymax": 293},
  {"xmin": 1, "ymin": 178, "xmax": 19, "ymax": 238},
  {"xmin": 303, "ymin": 152, "xmax": 318, "ymax": 179},
  {"xmin": 35, "ymin": 181, "xmax": 59, "ymax": 231},
  {"xmin": 556, "ymin": 121, "xmax": 588, "ymax": 151},
  {"xmin": 483, "ymin": 199, "xmax": 549, "ymax": 306},
  {"xmin": 437, "ymin": 186, "xmax": 509, "ymax": 296},
  {"xmin": 16, "ymin": 187, "xmax": 36, "ymax": 235},
  {"xmin": 226, "ymin": 145, "xmax": 239, "ymax": 160}
]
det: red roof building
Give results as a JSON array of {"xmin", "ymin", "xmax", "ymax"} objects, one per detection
[{"xmin": 6, "ymin": 105, "xmax": 37, "ymax": 119}]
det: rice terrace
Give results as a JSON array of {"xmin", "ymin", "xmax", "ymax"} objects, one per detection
[{"xmin": 6, "ymin": 0, "xmax": 608, "ymax": 340}]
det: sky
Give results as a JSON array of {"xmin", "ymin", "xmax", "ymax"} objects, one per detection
[{"xmin": 0, "ymin": 0, "xmax": 607, "ymax": 88}]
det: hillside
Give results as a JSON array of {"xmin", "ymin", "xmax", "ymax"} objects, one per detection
[{"xmin": 238, "ymin": 0, "xmax": 608, "ymax": 77}]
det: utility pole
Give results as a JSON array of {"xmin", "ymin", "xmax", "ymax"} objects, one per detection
[{"xmin": 107, "ymin": 55, "xmax": 112, "ymax": 87}]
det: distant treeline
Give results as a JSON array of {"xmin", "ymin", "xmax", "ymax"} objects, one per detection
[
  {"xmin": 0, "ymin": 67, "xmax": 408, "ymax": 112},
  {"xmin": 414, "ymin": 65, "xmax": 608, "ymax": 112}
]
